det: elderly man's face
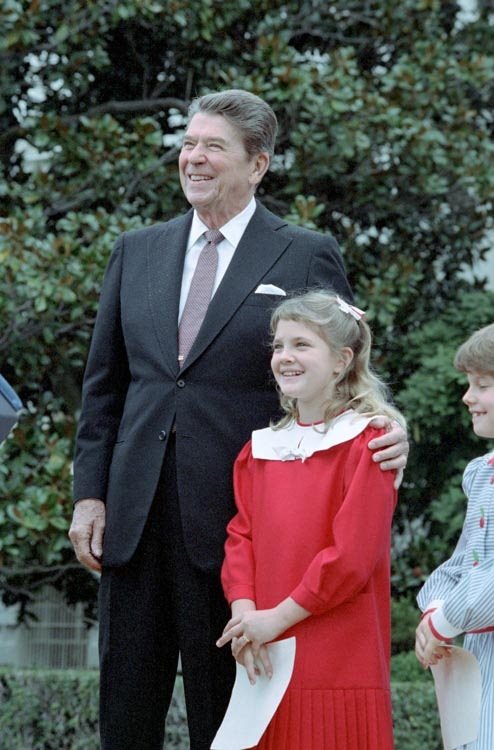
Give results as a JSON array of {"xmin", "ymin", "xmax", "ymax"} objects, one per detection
[{"xmin": 179, "ymin": 113, "xmax": 268, "ymax": 227}]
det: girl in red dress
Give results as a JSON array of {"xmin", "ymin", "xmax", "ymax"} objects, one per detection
[{"xmin": 216, "ymin": 290, "xmax": 404, "ymax": 750}]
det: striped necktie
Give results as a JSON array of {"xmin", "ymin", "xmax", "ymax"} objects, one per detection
[{"xmin": 177, "ymin": 229, "xmax": 223, "ymax": 367}]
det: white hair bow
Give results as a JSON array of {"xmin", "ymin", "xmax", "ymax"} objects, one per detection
[{"xmin": 335, "ymin": 296, "xmax": 366, "ymax": 321}]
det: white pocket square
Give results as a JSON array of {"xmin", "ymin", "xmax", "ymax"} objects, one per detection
[{"xmin": 254, "ymin": 284, "xmax": 286, "ymax": 296}]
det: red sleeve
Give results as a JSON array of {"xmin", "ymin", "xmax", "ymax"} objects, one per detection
[
  {"xmin": 221, "ymin": 441, "xmax": 257, "ymax": 604},
  {"xmin": 290, "ymin": 427, "xmax": 397, "ymax": 615}
]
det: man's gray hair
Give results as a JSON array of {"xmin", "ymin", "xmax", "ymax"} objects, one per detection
[{"xmin": 187, "ymin": 89, "xmax": 278, "ymax": 158}]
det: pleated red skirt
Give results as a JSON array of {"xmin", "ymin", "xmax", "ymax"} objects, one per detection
[{"xmin": 256, "ymin": 686, "xmax": 394, "ymax": 750}]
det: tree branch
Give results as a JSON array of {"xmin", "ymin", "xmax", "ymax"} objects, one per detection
[
  {"xmin": 0, "ymin": 98, "xmax": 188, "ymax": 154},
  {"xmin": 45, "ymin": 188, "xmax": 98, "ymax": 218},
  {"xmin": 0, "ymin": 562, "xmax": 84, "ymax": 577},
  {"xmin": 0, "ymin": 562, "xmax": 87, "ymax": 602},
  {"xmin": 120, "ymin": 146, "xmax": 180, "ymax": 204},
  {"xmin": 0, "ymin": 306, "xmax": 95, "ymax": 353},
  {"xmin": 66, "ymin": 97, "xmax": 188, "ymax": 123}
]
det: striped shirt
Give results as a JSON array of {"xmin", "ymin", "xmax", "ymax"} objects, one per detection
[{"xmin": 418, "ymin": 450, "xmax": 494, "ymax": 750}]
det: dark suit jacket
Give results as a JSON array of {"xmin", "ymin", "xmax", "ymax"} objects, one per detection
[{"xmin": 73, "ymin": 201, "xmax": 352, "ymax": 571}]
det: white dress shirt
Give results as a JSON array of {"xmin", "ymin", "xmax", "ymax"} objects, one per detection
[{"xmin": 178, "ymin": 197, "xmax": 257, "ymax": 321}]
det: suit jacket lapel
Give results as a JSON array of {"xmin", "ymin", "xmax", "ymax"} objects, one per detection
[
  {"xmin": 147, "ymin": 210, "xmax": 193, "ymax": 375},
  {"xmin": 182, "ymin": 202, "xmax": 290, "ymax": 369}
]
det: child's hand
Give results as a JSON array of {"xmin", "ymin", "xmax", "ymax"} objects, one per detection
[
  {"xmin": 217, "ymin": 607, "xmax": 286, "ymax": 652},
  {"xmin": 230, "ymin": 638, "xmax": 273, "ymax": 685},
  {"xmin": 216, "ymin": 597, "xmax": 309, "ymax": 684},
  {"xmin": 415, "ymin": 616, "xmax": 453, "ymax": 667},
  {"xmin": 216, "ymin": 606, "xmax": 291, "ymax": 684}
]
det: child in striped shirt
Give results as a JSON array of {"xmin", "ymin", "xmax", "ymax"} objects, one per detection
[{"xmin": 416, "ymin": 323, "xmax": 494, "ymax": 749}]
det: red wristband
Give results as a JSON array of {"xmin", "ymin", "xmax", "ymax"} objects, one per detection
[
  {"xmin": 427, "ymin": 616, "xmax": 453, "ymax": 644},
  {"xmin": 420, "ymin": 607, "xmax": 437, "ymax": 621}
]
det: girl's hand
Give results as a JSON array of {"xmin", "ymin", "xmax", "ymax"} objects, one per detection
[
  {"xmin": 217, "ymin": 598, "xmax": 310, "ymax": 683},
  {"xmin": 217, "ymin": 608, "xmax": 286, "ymax": 683},
  {"xmin": 221, "ymin": 599, "xmax": 274, "ymax": 683},
  {"xmin": 230, "ymin": 638, "xmax": 273, "ymax": 685},
  {"xmin": 217, "ymin": 607, "xmax": 286, "ymax": 652}
]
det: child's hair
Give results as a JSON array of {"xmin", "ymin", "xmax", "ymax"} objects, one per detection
[
  {"xmin": 454, "ymin": 323, "xmax": 494, "ymax": 375},
  {"xmin": 270, "ymin": 289, "xmax": 404, "ymax": 429}
]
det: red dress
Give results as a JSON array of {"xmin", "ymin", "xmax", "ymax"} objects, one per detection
[{"xmin": 221, "ymin": 418, "xmax": 397, "ymax": 750}]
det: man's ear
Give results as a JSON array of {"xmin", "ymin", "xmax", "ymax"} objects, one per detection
[{"xmin": 250, "ymin": 152, "xmax": 270, "ymax": 187}]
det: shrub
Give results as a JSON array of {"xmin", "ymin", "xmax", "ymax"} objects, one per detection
[
  {"xmin": 0, "ymin": 668, "xmax": 187, "ymax": 749},
  {"xmin": 0, "ymin": 669, "xmax": 99, "ymax": 750},
  {"xmin": 391, "ymin": 649, "xmax": 430, "ymax": 684},
  {"xmin": 392, "ymin": 597, "xmax": 421, "ymax": 655},
  {"xmin": 390, "ymin": 652, "xmax": 443, "ymax": 749},
  {"xmin": 392, "ymin": 681, "xmax": 442, "ymax": 750}
]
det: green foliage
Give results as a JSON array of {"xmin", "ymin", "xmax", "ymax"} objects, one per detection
[
  {"xmin": 0, "ymin": 0, "xmax": 493, "ymax": 622},
  {"xmin": 0, "ymin": 204, "xmax": 141, "ymax": 611},
  {"xmin": 392, "ymin": 681, "xmax": 442, "ymax": 750},
  {"xmin": 391, "ymin": 650, "xmax": 430, "ymax": 684},
  {"xmin": 0, "ymin": 668, "xmax": 440, "ymax": 749},
  {"xmin": 393, "ymin": 290, "xmax": 494, "ymax": 603},
  {"xmin": 0, "ymin": 668, "xmax": 99, "ymax": 750},
  {"xmin": 0, "ymin": 669, "xmax": 187, "ymax": 749},
  {"xmin": 391, "ymin": 597, "xmax": 420, "ymax": 655}
]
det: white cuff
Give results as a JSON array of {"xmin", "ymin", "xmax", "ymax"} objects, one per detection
[{"xmin": 430, "ymin": 607, "xmax": 463, "ymax": 640}]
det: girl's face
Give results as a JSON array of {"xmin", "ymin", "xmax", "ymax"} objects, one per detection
[
  {"xmin": 271, "ymin": 319, "xmax": 352, "ymax": 424},
  {"xmin": 462, "ymin": 371, "xmax": 494, "ymax": 439}
]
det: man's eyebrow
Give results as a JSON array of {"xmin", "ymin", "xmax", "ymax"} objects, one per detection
[
  {"xmin": 182, "ymin": 134, "xmax": 229, "ymax": 144},
  {"xmin": 204, "ymin": 136, "xmax": 229, "ymax": 145}
]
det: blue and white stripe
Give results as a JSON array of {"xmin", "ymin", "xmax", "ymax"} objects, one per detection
[{"xmin": 418, "ymin": 451, "xmax": 494, "ymax": 749}]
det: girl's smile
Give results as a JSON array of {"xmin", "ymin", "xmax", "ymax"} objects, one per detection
[{"xmin": 271, "ymin": 320, "xmax": 352, "ymax": 424}]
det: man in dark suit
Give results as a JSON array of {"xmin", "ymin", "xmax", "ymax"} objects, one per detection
[{"xmin": 69, "ymin": 89, "xmax": 407, "ymax": 750}]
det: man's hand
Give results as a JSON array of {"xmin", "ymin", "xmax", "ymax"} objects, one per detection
[
  {"xmin": 368, "ymin": 416, "xmax": 409, "ymax": 488},
  {"xmin": 69, "ymin": 498, "xmax": 106, "ymax": 572}
]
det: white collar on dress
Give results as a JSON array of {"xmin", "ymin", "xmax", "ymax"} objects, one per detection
[{"xmin": 251, "ymin": 410, "xmax": 374, "ymax": 461}]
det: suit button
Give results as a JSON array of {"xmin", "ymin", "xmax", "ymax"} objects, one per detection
[
  {"xmin": 176, "ymin": 379, "xmax": 185, "ymax": 388},
  {"xmin": 158, "ymin": 430, "xmax": 167, "ymax": 441}
]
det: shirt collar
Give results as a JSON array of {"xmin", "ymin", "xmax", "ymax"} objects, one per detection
[
  {"xmin": 251, "ymin": 410, "xmax": 373, "ymax": 461},
  {"xmin": 188, "ymin": 197, "xmax": 257, "ymax": 250}
]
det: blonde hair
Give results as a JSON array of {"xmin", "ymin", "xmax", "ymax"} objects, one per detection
[
  {"xmin": 454, "ymin": 323, "xmax": 494, "ymax": 375},
  {"xmin": 270, "ymin": 290, "xmax": 404, "ymax": 429}
]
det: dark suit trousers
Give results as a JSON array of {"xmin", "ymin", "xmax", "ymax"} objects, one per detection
[{"xmin": 98, "ymin": 434, "xmax": 235, "ymax": 750}]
